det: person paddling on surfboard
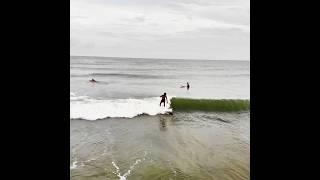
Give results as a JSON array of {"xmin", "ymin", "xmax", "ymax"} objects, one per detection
[
  {"xmin": 160, "ymin": 92, "xmax": 168, "ymax": 107},
  {"xmin": 89, "ymin": 78, "xmax": 97, "ymax": 83}
]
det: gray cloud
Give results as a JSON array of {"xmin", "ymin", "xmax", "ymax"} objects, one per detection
[{"xmin": 70, "ymin": 0, "xmax": 250, "ymax": 60}]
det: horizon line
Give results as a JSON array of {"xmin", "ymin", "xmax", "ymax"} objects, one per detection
[{"xmin": 70, "ymin": 55, "xmax": 250, "ymax": 62}]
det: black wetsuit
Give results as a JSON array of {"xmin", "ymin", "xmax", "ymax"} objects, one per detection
[{"xmin": 160, "ymin": 95, "xmax": 167, "ymax": 107}]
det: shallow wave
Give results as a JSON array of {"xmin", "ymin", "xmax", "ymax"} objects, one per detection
[
  {"xmin": 70, "ymin": 93, "xmax": 249, "ymax": 120},
  {"xmin": 70, "ymin": 94, "xmax": 173, "ymax": 120},
  {"xmin": 70, "ymin": 73, "xmax": 173, "ymax": 79},
  {"xmin": 171, "ymin": 98, "xmax": 250, "ymax": 112},
  {"xmin": 89, "ymin": 73, "xmax": 170, "ymax": 79}
]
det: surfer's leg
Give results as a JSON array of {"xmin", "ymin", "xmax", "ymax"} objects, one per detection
[{"xmin": 160, "ymin": 100, "xmax": 165, "ymax": 107}]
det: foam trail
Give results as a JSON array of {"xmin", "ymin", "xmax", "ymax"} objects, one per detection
[
  {"xmin": 111, "ymin": 151, "xmax": 148, "ymax": 180},
  {"xmin": 112, "ymin": 161, "xmax": 126, "ymax": 180},
  {"xmin": 123, "ymin": 159, "xmax": 142, "ymax": 177},
  {"xmin": 70, "ymin": 95, "xmax": 173, "ymax": 120}
]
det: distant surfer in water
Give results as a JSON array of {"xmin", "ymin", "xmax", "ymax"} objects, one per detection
[
  {"xmin": 89, "ymin": 78, "xmax": 97, "ymax": 83},
  {"xmin": 160, "ymin": 92, "xmax": 168, "ymax": 107},
  {"xmin": 180, "ymin": 82, "xmax": 190, "ymax": 90}
]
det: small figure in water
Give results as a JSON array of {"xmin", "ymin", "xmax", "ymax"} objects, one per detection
[
  {"xmin": 89, "ymin": 78, "xmax": 97, "ymax": 83},
  {"xmin": 180, "ymin": 82, "xmax": 190, "ymax": 90},
  {"xmin": 160, "ymin": 92, "xmax": 168, "ymax": 107}
]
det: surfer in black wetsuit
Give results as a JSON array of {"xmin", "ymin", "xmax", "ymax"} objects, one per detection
[
  {"xmin": 89, "ymin": 78, "xmax": 97, "ymax": 83},
  {"xmin": 181, "ymin": 82, "xmax": 190, "ymax": 90},
  {"xmin": 160, "ymin": 93, "xmax": 168, "ymax": 107}
]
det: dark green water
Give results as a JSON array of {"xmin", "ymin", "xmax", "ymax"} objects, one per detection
[
  {"xmin": 171, "ymin": 98, "xmax": 249, "ymax": 112},
  {"xmin": 70, "ymin": 111, "xmax": 249, "ymax": 180}
]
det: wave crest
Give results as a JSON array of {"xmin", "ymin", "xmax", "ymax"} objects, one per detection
[
  {"xmin": 70, "ymin": 94, "xmax": 172, "ymax": 120},
  {"xmin": 170, "ymin": 98, "xmax": 250, "ymax": 112},
  {"xmin": 70, "ymin": 93, "xmax": 249, "ymax": 120}
]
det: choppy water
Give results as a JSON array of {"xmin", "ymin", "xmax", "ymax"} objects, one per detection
[
  {"xmin": 70, "ymin": 56, "xmax": 249, "ymax": 100},
  {"xmin": 71, "ymin": 112, "xmax": 249, "ymax": 180},
  {"xmin": 70, "ymin": 56, "xmax": 250, "ymax": 180}
]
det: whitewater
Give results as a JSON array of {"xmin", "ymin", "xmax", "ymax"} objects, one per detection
[{"xmin": 70, "ymin": 92, "xmax": 173, "ymax": 120}]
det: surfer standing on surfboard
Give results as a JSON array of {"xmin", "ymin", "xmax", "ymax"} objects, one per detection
[{"xmin": 160, "ymin": 93, "xmax": 168, "ymax": 107}]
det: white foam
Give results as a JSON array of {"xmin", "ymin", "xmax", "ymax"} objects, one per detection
[
  {"xmin": 112, "ymin": 161, "xmax": 126, "ymax": 180},
  {"xmin": 123, "ymin": 159, "xmax": 141, "ymax": 177},
  {"xmin": 111, "ymin": 151, "xmax": 148, "ymax": 180},
  {"xmin": 70, "ymin": 95, "xmax": 173, "ymax": 120}
]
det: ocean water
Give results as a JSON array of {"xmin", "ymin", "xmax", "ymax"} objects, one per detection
[
  {"xmin": 70, "ymin": 56, "xmax": 250, "ymax": 180},
  {"xmin": 70, "ymin": 56, "xmax": 249, "ymax": 119}
]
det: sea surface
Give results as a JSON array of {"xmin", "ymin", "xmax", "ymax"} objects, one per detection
[{"xmin": 70, "ymin": 56, "xmax": 250, "ymax": 180}]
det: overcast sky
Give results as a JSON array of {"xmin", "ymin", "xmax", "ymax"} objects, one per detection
[{"xmin": 70, "ymin": 0, "xmax": 250, "ymax": 60}]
